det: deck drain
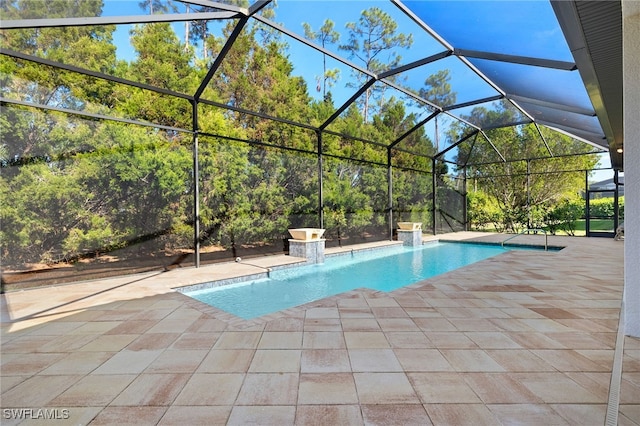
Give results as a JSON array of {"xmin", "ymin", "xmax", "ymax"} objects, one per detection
[{"xmin": 605, "ymin": 303, "xmax": 625, "ymax": 426}]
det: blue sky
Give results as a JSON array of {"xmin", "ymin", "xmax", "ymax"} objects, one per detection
[{"xmin": 405, "ymin": 0, "xmax": 572, "ymax": 61}]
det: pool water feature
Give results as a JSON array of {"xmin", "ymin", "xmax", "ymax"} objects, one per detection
[{"xmin": 184, "ymin": 242, "xmax": 538, "ymax": 320}]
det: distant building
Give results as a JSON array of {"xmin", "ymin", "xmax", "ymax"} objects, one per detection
[{"xmin": 589, "ymin": 175, "xmax": 625, "ymax": 196}]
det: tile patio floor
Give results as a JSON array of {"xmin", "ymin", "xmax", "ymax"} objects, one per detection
[{"xmin": 1, "ymin": 232, "xmax": 638, "ymax": 425}]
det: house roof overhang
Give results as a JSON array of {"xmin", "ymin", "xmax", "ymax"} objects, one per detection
[{"xmin": 551, "ymin": 0, "xmax": 623, "ymax": 170}]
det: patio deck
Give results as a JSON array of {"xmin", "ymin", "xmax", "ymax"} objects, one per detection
[{"xmin": 1, "ymin": 232, "xmax": 638, "ymax": 425}]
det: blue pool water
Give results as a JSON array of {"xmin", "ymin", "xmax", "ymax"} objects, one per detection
[{"xmin": 185, "ymin": 242, "xmax": 530, "ymax": 320}]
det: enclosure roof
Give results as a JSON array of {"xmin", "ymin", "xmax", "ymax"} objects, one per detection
[
  {"xmin": 0, "ymin": 0, "xmax": 623, "ymax": 169},
  {"xmin": 400, "ymin": 0, "xmax": 622, "ymax": 168}
]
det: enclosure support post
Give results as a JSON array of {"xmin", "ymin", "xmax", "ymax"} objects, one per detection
[
  {"xmin": 192, "ymin": 100, "xmax": 200, "ymax": 268},
  {"xmin": 432, "ymin": 158, "xmax": 437, "ymax": 235},
  {"xmin": 614, "ymin": 169, "xmax": 620, "ymax": 232},
  {"xmin": 585, "ymin": 170, "xmax": 591, "ymax": 237},
  {"xmin": 387, "ymin": 148, "xmax": 393, "ymax": 240},
  {"xmin": 526, "ymin": 159, "xmax": 531, "ymax": 229},
  {"xmin": 463, "ymin": 166, "xmax": 468, "ymax": 231},
  {"xmin": 317, "ymin": 131, "xmax": 324, "ymax": 229}
]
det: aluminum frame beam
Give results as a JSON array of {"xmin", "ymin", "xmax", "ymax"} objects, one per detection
[
  {"xmin": 388, "ymin": 110, "xmax": 441, "ymax": 149},
  {"xmin": 1, "ymin": 97, "xmax": 192, "ymax": 135},
  {"xmin": 0, "ymin": 0, "xmax": 615, "ymax": 173},
  {"xmin": 508, "ymin": 94, "xmax": 596, "ymax": 116},
  {"xmin": 454, "ymin": 48, "xmax": 577, "ymax": 71},
  {"xmin": 319, "ymin": 79, "xmax": 376, "ymax": 131},
  {"xmin": 377, "ymin": 50, "xmax": 452, "ymax": 80},
  {"xmin": 434, "ymin": 129, "xmax": 479, "ymax": 160},
  {"xmin": 537, "ymin": 121, "xmax": 608, "ymax": 149},
  {"xmin": 1, "ymin": 48, "xmax": 194, "ymax": 101},
  {"xmin": 443, "ymin": 95, "xmax": 504, "ymax": 112},
  {"xmin": 194, "ymin": 17, "xmax": 248, "ymax": 101},
  {"xmin": 184, "ymin": 0, "xmax": 247, "ymax": 15},
  {"xmin": 0, "ymin": 12, "xmax": 239, "ymax": 29},
  {"xmin": 534, "ymin": 122, "xmax": 554, "ymax": 157},
  {"xmin": 480, "ymin": 130, "xmax": 507, "ymax": 162},
  {"xmin": 461, "ymin": 133, "xmax": 479, "ymax": 169},
  {"xmin": 249, "ymin": 0, "xmax": 274, "ymax": 16},
  {"xmin": 482, "ymin": 119, "xmax": 533, "ymax": 131}
]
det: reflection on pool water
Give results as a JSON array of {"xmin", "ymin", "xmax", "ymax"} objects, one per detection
[{"xmin": 184, "ymin": 242, "xmax": 540, "ymax": 320}]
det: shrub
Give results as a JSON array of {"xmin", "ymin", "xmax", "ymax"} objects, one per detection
[
  {"xmin": 545, "ymin": 198, "xmax": 583, "ymax": 235},
  {"xmin": 467, "ymin": 191, "xmax": 503, "ymax": 232},
  {"xmin": 589, "ymin": 196, "xmax": 624, "ymax": 219}
]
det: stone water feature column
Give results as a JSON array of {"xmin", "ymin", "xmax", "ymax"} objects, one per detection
[
  {"xmin": 397, "ymin": 222, "xmax": 423, "ymax": 247},
  {"xmin": 288, "ymin": 228, "xmax": 326, "ymax": 264}
]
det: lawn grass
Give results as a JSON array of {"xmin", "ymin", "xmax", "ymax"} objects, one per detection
[
  {"xmin": 574, "ymin": 219, "xmax": 615, "ymax": 232},
  {"xmin": 471, "ymin": 219, "xmax": 615, "ymax": 237}
]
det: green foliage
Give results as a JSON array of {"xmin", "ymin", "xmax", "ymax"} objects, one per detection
[
  {"xmin": 1, "ymin": 0, "xmax": 116, "ymax": 110},
  {"xmin": 392, "ymin": 167, "xmax": 433, "ymax": 230},
  {"xmin": 119, "ymin": 23, "xmax": 197, "ymax": 127},
  {"xmin": 340, "ymin": 7, "xmax": 413, "ymax": 73},
  {"xmin": 544, "ymin": 198, "xmax": 583, "ymax": 235},
  {"xmin": 63, "ymin": 215, "xmax": 119, "ymax": 254},
  {"xmin": 0, "ymin": 1, "xmax": 602, "ymax": 276},
  {"xmin": 467, "ymin": 190, "xmax": 503, "ymax": 232},
  {"xmin": 199, "ymin": 140, "xmax": 294, "ymax": 248},
  {"xmin": 322, "ymin": 157, "xmax": 383, "ymax": 242},
  {"xmin": 460, "ymin": 117, "xmax": 597, "ymax": 232},
  {"xmin": 589, "ymin": 196, "xmax": 624, "ymax": 219},
  {"xmin": 420, "ymin": 70, "xmax": 456, "ymax": 107}
]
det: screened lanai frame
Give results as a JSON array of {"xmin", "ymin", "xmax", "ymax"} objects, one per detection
[{"xmin": 0, "ymin": 0, "xmax": 615, "ymax": 277}]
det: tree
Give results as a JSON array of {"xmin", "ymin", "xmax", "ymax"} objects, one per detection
[
  {"xmin": 207, "ymin": 22, "xmax": 312, "ymax": 138},
  {"xmin": 419, "ymin": 70, "xmax": 457, "ymax": 151},
  {"xmin": 457, "ymin": 111, "xmax": 598, "ymax": 232},
  {"xmin": 189, "ymin": 5, "xmax": 216, "ymax": 59},
  {"xmin": 303, "ymin": 19, "xmax": 341, "ymax": 100},
  {"xmin": 184, "ymin": 3, "xmax": 191, "ymax": 52},
  {"xmin": 467, "ymin": 190, "xmax": 503, "ymax": 231},
  {"xmin": 0, "ymin": 0, "xmax": 126, "ymax": 265},
  {"xmin": 0, "ymin": 0, "xmax": 116, "ymax": 157},
  {"xmin": 195, "ymin": 19, "xmax": 318, "ymax": 252},
  {"xmin": 339, "ymin": 7, "xmax": 413, "ymax": 121},
  {"xmin": 77, "ymin": 124, "xmax": 192, "ymax": 255},
  {"xmin": 322, "ymin": 154, "xmax": 385, "ymax": 244},
  {"xmin": 121, "ymin": 23, "xmax": 198, "ymax": 128},
  {"xmin": 138, "ymin": 0, "xmax": 175, "ymax": 15},
  {"xmin": 188, "ymin": 1, "xmax": 250, "ymax": 59},
  {"xmin": 420, "ymin": 70, "xmax": 457, "ymax": 107},
  {"xmin": 544, "ymin": 197, "xmax": 583, "ymax": 235}
]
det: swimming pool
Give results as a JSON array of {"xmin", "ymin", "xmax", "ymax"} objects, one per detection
[{"xmin": 183, "ymin": 242, "xmax": 542, "ymax": 320}]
